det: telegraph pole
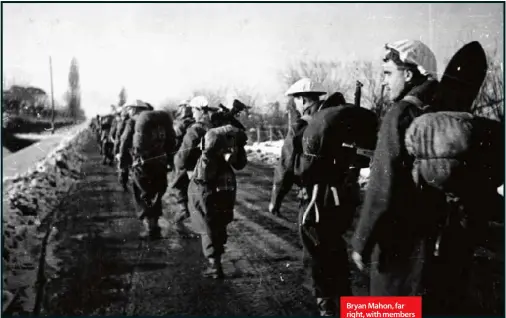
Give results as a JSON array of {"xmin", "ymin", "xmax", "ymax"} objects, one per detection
[
  {"xmin": 428, "ymin": 4, "xmax": 433, "ymax": 49},
  {"xmin": 49, "ymin": 56, "xmax": 55, "ymax": 134}
]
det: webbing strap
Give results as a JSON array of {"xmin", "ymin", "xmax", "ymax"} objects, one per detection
[{"xmin": 402, "ymin": 95, "xmax": 424, "ymax": 109}]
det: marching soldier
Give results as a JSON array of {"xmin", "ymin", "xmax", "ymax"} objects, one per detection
[
  {"xmin": 169, "ymin": 96, "xmax": 219, "ymax": 238},
  {"xmin": 95, "ymin": 114, "xmax": 102, "ymax": 150},
  {"xmin": 268, "ymin": 78, "xmax": 324, "ymax": 218},
  {"xmin": 351, "ymin": 40, "xmax": 443, "ymax": 304},
  {"xmin": 188, "ymin": 125, "xmax": 248, "ymax": 279},
  {"xmin": 211, "ymin": 99, "xmax": 251, "ymax": 130},
  {"xmin": 173, "ymin": 99, "xmax": 195, "ymax": 151},
  {"xmin": 99, "ymin": 113, "xmax": 115, "ymax": 165},
  {"xmin": 118, "ymin": 100, "xmax": 175, "ymax": 240},
  {"xmin": 114, "ymin": 107, "xmax": 131, "ymax": 191},
  {"xmin": 270, "ymin": 78, "xmax": 362, "ymax": 316}
]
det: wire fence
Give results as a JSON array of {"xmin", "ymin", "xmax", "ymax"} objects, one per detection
[{"xmin": 246, "ymin": 125, "xmax": 288, "ymax": 144}]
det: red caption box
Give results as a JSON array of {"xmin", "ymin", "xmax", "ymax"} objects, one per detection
[{"xmin": 340, "ymin": 296, "xmax": 422, "ymax": 318}]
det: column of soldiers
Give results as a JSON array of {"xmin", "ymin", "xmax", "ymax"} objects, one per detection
[
  {"xmin": 90, "ymin": 37, "xmax": 501, "ymax": 317},
  {"xmin": 268, "ymin": 38, "xmax": 502, "ymax": 317},
  {"xmin": 100, "ymin": 96, "xmax": 249, "ymax": 277}
]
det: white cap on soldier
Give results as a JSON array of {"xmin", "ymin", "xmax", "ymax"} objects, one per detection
[
  {"xmin": 189, "ymin": 96, "xmax": 209, "ymax": 108},
  {"xmin": 189, "ymin": 96, "xmax": 219, "ymax": 110},
  {"xmin": 285, "ymin": 78, "xmax": 327, "ymax": 97},
  {"xmin": 385, "ymin": 39, "xmax": 437, "ymax": 78}
]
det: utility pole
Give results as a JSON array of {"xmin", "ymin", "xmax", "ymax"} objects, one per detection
[
  {"xmin": 428, "ymin": 4, "xmax": 433, "ymax": 49},
  {"xmin": 49, "ymin": 56, "xmax": 55, "ymax": 134}
]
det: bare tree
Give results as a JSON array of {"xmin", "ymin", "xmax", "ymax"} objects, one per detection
[
  {"xmin": 280, "ymin": 59, "xmax": 352, "ymax": 98},
  {"xmin": 118, "ymin": 87, "xmax": 127, "ymax": 107},
  {"xmin": 282, "ymin": 58, "xmax": 391, "ymax": 120},
  {"xmin": 348, "ymin": 60, "xmax": 391, "ymax": 119},
  {"xmin": 472, "ymin": 47, "xmax": 504, "ymax": 122},
  {"xmin": 159, "ymin": 97, "xmax": 182, "ymax": 116},
  {"xmin": 231, "ymin": 88, "xmax": 259, "ymax": 109},
  {"xmin": 65, "ymin": 57, "xmax": 84, "ymax": 121},
  {"xmin": 190, "ymin": 87, "xmax": 227, "ymax": 107}
]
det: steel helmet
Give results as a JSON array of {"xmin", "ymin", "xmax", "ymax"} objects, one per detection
[
  {"xmin": 285, "ymin": 78, "xmax": 327, "ymax": 97},
  {"xmin": 179, "ymin": 99, "xmax": 190, "ymax": 106},
  {"xmin": 125, "ymin": 99, "xmax": 152, "ymax": 109},
  {"xmin": 385, "ymin": 39, "xmax": 437, "ymax": 78}
]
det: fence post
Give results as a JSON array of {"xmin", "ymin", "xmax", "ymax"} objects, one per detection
[
  {"xmin": 269, "ymin": 125, "xmax": 273, "ymax": 142},
  {"xmin": 256, "ymin": 126, "xmax": 261, "ymax": 143}
]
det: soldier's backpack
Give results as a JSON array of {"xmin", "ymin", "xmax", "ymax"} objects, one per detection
[
  {"xmin": 202, "ymin": 124, "xmax": 248, "ymax": 154},
  {"xmin": 100, "ymin": 114, "xmax": 114, "ymax": 131},
  {"xmin": 173, "ymin": 117, "xmax": 196, "ymax": 149},
  {"xmin": 192, "ymin": 125, "xmax": 248, "ymax": 184},
  {"xmin": 405, "ymin": 111, "xmax": 503, "ymax": 194},
  {"xmin": 403, "ymin": 41, "xmax": 503, "ymax": 196},
  {"xmin": 295, "ymin": 104, "xmax": 379, "ymax": 186},
  {"xmin": 133, "ymin": 110, "xmax": 176, "ymax": 164}
]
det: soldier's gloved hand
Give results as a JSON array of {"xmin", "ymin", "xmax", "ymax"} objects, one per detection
[
  {"xmin": 351, "ymin": 251, "xmax": 365, "ymax": 271},
  {"xmin": 115, "ymin": 153, "xmax": 121, "ymax": 162}
]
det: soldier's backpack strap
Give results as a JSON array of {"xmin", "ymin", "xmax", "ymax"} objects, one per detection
[
  {"xmin": 300, "ymin": 114, "xmax": 312, "ymax": 123},
  {"xmin": 402, "ymin": 95, "xmax": 434, "ymax": 113},
  {"xmin": 402, "ymin": 95, "xmax": 424, "ymax": 109}
]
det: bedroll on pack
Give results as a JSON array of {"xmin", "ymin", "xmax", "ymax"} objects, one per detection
[
  {"xmin": 133, "ymin": 110, "xmax": 176, "ymax": 160},
  {"xmin": 203, "ymin": 124, "xmax": 248, "ymax": 154},
  {"xmin": 296, "ymin": 104, "xmax": 379, "ymax": 186},
  {"xmin": 405, "ymin": 111, "xmax": 504, "ymax": 195},
  {"xmin": 403, "ymin": 40, "xmax": 502, "ymax": 195}
]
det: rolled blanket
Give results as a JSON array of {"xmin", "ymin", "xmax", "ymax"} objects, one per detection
[
  {"xmin": 405, "ymin": 111, "xmax": 503, "ymax": 192},
  {"xmin": 204, "ymin": 125, "xmax": 248, "ymax": 154}
]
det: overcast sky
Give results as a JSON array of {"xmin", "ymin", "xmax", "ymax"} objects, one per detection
[{"xmin": 3, "ymin": 2, "xmax": 503, "ymax": 116}]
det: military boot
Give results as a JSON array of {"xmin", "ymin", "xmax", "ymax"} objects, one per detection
[
  {"xmin": 139, "ymin": 219, "xmax": 150, "ymax": 238},
  {"xmin": 202, "ymin": 257, "xmax": 224, "ymax": 279},
  {"xmin": 139, "ymin": 218, "xmax": 162, "ymax": 240},
  {"xmin": 316, "ymin": 297, "xmax": 336, "ymax": 316}
]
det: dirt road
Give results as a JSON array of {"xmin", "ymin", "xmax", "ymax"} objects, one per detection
[
  {"xmin": 38, "ymin": 136, "xmax": 344, "ymax": 316},
  {"xmin": 37, "ymin": 136, "xmax": 502, "ymax": 316}
]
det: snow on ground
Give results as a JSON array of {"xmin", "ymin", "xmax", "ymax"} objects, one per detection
[
  {"xmin": 245, "ymin": 140, "xmax": 371, "ymax": 187},
  {"xmin": 245, "ymin": 141, "xmax": 503, "ymax": 195},
  {"xmin": 245, "ymin": 140, "xmax": 284, "ymax": 166},
  {"xmin": 3, "ymin": 125, "xmax": 92, "ymax": 314}
]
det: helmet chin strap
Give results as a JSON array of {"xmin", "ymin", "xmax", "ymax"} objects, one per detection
[{"xmin": 303, "ymin": 100, "xmax": 319, "ymax": 115}]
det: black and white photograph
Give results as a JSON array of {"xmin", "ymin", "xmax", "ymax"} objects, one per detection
[{"xmin": 2, "ymin": 1, "xmax": 504, "ymax": 316}]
